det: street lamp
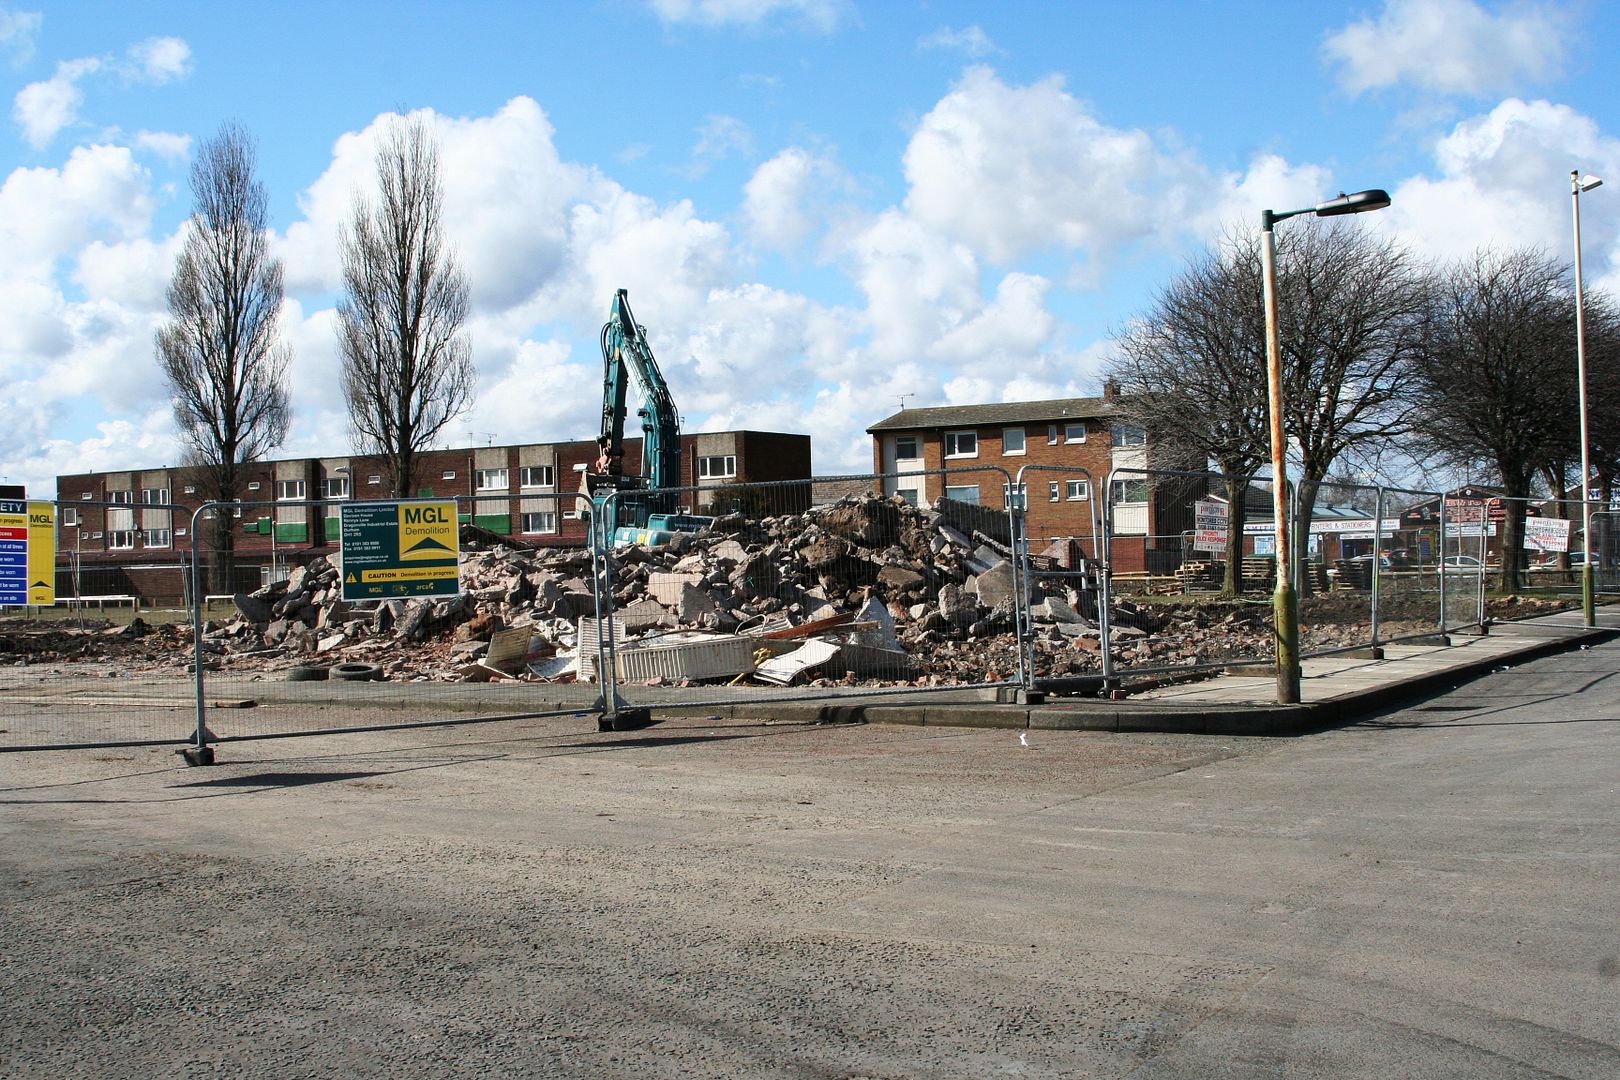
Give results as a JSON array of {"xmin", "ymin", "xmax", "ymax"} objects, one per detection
[
  {"xmin": 1261, "ymin": 188, "xmax": 1392, "ymax": 703},
  {"xmin": 1572, "ymin": 170, "xmax": 1601, "ymax": 628}
]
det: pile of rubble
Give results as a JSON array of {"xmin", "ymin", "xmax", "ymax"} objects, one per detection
[{"xmin": 126, "ymin": 493, "xmax": 1557, "ymax": 688}]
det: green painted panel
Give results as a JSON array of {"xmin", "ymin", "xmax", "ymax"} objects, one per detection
[{"xmin": 273, "ymin": 522, "xmax": 308, "ymax": 543}]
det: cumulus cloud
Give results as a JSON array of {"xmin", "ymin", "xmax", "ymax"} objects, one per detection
[
  {"xmin": 647, "ymin": 0, "xmax": 845, "ymax": 31},
  {"xmin": 0, "ymin": 6, "xmax": 42, "ymax": 65},
  {"xmin": 11, "ymin": 34, "xmax": 192, "ymax": 148},
  {"xmin": 1381, "ymin": 98, "xmax": 1620, "ymax": 265},
  {"xmin": 918, "ymin": 25, "xmax": 1000, "ymax": 57},
  {"xmin": 742, "ymin": 146, "xmax": 850, "ymax": 252},
  {"xmin": 1323, "ymin": 0, "xmax": 1570, "ymax": 96}
]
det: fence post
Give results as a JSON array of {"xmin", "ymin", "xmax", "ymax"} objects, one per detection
[
  {"xmin": 182, "ymin": 504, "xmax": 215, "ymax": 766},
  {"xmin": 1097, "ymin": 473, "xmax": 1116, "ymax": 692},
  {"xmin": 1371, "ymin": 486, "xmax": 1384, "ymax": 649}
]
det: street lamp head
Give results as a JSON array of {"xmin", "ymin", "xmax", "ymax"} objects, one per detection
[
  {"xmin": 1314, "ymin": 189, "xmax": 1392, "ymax": 217},
  {"xmin": 1577, "ymin": 173, "xmax": 1603, "ymax": 193}
]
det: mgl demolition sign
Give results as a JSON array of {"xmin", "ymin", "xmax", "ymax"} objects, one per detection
[{"xmin": 339, "ymin": 500, "xmax": 461, "ymax": 601}]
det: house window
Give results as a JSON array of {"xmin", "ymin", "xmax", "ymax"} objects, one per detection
[
  {"xmin": 520, "ymin": 465, "xmax": 554, "ymax": 488},
  {"xmin": 141, "ymin": 528, "xmax": 171, "ymax": 548},
  {"xmin": 140, "ymin": 487, "xmax": 169, "ymax": 504},
  {"xmin": 521, "ymin": 511, "xmax": 558, "ymax": 535},
  {"xmin": 1002, "ymin": 427, "xmax": 1025, "ymax": 456},
  {"xmin": 1049, "ymin": 481, "xmax": 1061, "ymax": 502},
  {"xmin": 108, "ymin": 530, "xmax": 135, "ymax": 549},
  {"xmin": 442, "ymin": 470, "xmax": 457, "ymax": 480},
  {"xmin": 247, "ymin": 482, "xmax": 261, "ymax": 492},
  {"xmin": 1066, "ymin": 479, "xmax": 1090, "ymax": 501},
  {"xmin": 183, "ymin": 485, "xmax": 197, "ymax": 495},
  {"xmin": 275, "ymin": 479, "xmax": 305, "ymax": 500},
  {"xmin": 1110, "ymin": 478, "xmax": 1149, "ymax": 503},
  {"xmin": 1064, "ymin": 422, "xmax": 1086, "ymax": 443},
  {"xmin": 1047, "ymin": 425, "xmax": 1059, "ymax": 445},
  {"xmin": 108, "ymin": 490, "xmax": 133, "ymax": 504},
  {"xmin": 698, "ymin": 455, "xmax": 737, "ymax": 479},
  {"xmin": 80, "ymin": 491, "xmax": 92, "ymax": 500},
  {"xmin": 322, "ymin": 477, "xmax": 351, "ymax": 499},
  {"xmin": 62, "ymin": 508, "xmax": 79, "ymax": 526},
  {"xmin": 367, "ymin": 474, "xmax": 381, "ymax": 486},
  {"xmin": 944, "ymin": 484, "xmax": 979, "ymax": 505},
  {"xmin": 1001, "ymin": 483, "xmax": 1028, "ymax": 509},
  {"xmin": 943, "ymin": 431, "xmax": 977, "ymax": 458},
  {"xmin": 1111, "ymin": 423, "xmax": 1146, "ymax": 448},
  {"xmin": 475, "ymin": 468, "xmax": 508, "ymax": 491},
  {"xmin": 894, "ymin": 435, "xmax": 919, "ymax": 460}
]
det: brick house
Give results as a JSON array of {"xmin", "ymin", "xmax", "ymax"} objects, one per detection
[
  {"xmin": 866, "ymin": 395, "xmax": 1186, "ymax": 573},
  {"xmin": 53, "ymin": 429, "xmax": 809, "ymax": 603}
]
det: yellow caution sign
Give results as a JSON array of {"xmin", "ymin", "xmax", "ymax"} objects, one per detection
[
  {"xmin": 27, "ymin": 502, "xmax": 54, "ymax": 605},
  {"xmin": 361, "ymin": 565, "xmax": 459, "ymax": 583},
  {"xmin": 398, "ymin": 501, "xmax": 458, "ymax": 561}
]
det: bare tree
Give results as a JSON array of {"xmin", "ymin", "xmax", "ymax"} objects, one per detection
[
  {"xmin": 338, "ymin": 117, "xmax": 474, "ymax": 498},
  {"xmin": 155, "ymin": 122, "xmax": 290, "ymax": 591},
  {"xmin": 1271, "ymin": 220, "xmax": 1429, "ymax": 583},
  {"xmin": 1409, "ymin": 249, "xmax": 1578, "ymax": 592},
  {"xmin": 1108, "ymin": 220, "xmax": 1426, "ymax": 592},
  {"xmin": 1108, "ymin": 237, "xmax": 1269, "ymax": 594}
]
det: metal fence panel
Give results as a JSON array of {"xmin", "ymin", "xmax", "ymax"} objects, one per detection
[
  {"xmin": 1010, "ymin": 464, "xmax": 1104, "ymax": 690},
  {"xmin": 594, "ymin": 468, "xmax": 1022, "ymax": 717}
]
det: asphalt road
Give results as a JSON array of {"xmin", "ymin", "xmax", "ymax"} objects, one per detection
[{"xmin": 1, "ymin": 640, "xmax": 1616, "ymax": 1078}]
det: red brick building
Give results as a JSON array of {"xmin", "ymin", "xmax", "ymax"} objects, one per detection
[{"xmin": 53, "ymin": 429, "xmax": 809, "ymax": 603}]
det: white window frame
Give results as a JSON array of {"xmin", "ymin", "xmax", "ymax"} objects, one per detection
[
  {"xmin": 1047, "ymin": 424, "xmax": 1059, "ymax": 445},
  {"xmin": 1064, "ymin": 422, "xmax": 1087, "ymax": 443},
  {"xmin": 140, "ymin": 528, "xmax": 171, "ymax": 548},
  {"xmin": 943, "ymin": 484, "xmax": 979, "ymax": 505},
  {"xmin": 322, "ymin": 476, "xmax": 351, "ymax": 499},
  {"xmin": 1048, "ymin": 481, "xmax": 1061, "ymax": 502},
  {"xmin": 108, "ymin": 490, "xmax": 133, "ymax": 504},
  {"xmin": 894, "ymin": 435, "xmax": 920, "ymax": 460},
  {"xmin": 521, "ymin": 510, "xmax": 559, "ymax": 535},
  {"xmin": 475, "ymin": 468, "xmax": 509, "ymax": 491},
  {"xmin": 943, "ymin": 430, "xmax": 978, "ymax": 459},
  {"xmin": 519, "ymin": 465, "xmax": 555, "ymax": 488},
  {"xmin": 140, "ymin": 487, "xmax": 169, "ymax": 505},
  {"xmin": 275, "ymin": 479, "xmax": 305, "ymax": 501},
  {"xmin": 107, "ymin": 530, "xmax": 135, "ymax": 550},
  {"xmin": 1110, "ymin": 478, "xmax": 1149, "ymax": 503},
  {"xmin": 183, "ymin": 485, "xmax": 197, "ymax": 495},
  {"xmin": 247, "ymin": 481, "xmax": 261, "ymax": 492},
  {"xmin": 62, "ymin": 507, "xmax": 79, "ymax": 527},
  {"xmin": 442, "ymin": 469, "xmax": 457, "ymax": 481},
  {"xmin": 1002, "ymin": 427, "xmax": 1026, "ymax": 456},
  {"xmin": 1111, "ymin": 423, "xmax": 1146, "ymax": 448},
  {"xmin": 1066, "ymin": 479, "xmax": 1090, "ymax": 501},
  {"xmin": 367, "ymin": 474, "xmax": 381, "ymax": 486},
  {"xmin": 1001, "ymin": 482, "xmax": 1028, "ymax": 509},
  {"xmin": 698, "ymin": 455, "xmax": 737, "ymax": 480}
]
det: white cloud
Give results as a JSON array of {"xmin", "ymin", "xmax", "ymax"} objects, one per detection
[
  {"xmin": 901, "ymin": 67, "xmax": 1210, "ymax": 268},
  {"xmin": 0, "ymin": 144, "xmax": 155, "ymax": 275},
  {"xmin": 0, "ymin": 6, "xmax": 42, "ymax": 65},
  {"xmin": 647, "ymin": 0, "xmax": 845, "ymax": 31},
  {"xmin": 126, "ymin": 36, "xmax": 190, "ymax": 83},
  {"xmin": 918, "ymin": 25, "xmax": 1000, "ymax": 58},
  {"xmin": 742, "ymin": 146, "xmax": 850, "ymax": 252},
  {"xmin": 1323, "ymin": 0, "xmax": 1570, "ymax": 96},
  {"xmin": 1381, "ymin": 98, "xmax": 1620, "ymax": 265},
  {"xmin": 686, "ymin": 113, "xmax": 752, "ymax": 176},
  {"xmin": 13, "ymin": 56, "xmax": 98, "ymax": 148},
  {"xmin": 132, "ymin": 130, "xmax": 190, "ymax": 162}
]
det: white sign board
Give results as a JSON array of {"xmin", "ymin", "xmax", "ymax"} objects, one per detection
[
  {"xmin": 1192, "ymin": 499, "xmax": 1228, "ymax": 554},
  {"xmin": 1523, "ymin": 516, "xmax": 1571, "ymax": 553}
]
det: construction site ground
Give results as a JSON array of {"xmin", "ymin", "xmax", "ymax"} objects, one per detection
[{"xmin": 2, "ymin": 609, "xmax": 1617, "ymax": 1077}]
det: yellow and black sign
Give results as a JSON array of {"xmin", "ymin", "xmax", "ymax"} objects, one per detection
[
  {"xmin": 398, "ymin": 501, "xmax": 458, "ymax": 561},
  {"xmin": 338, "ymin": 499, "xmax": 461, "ymax": 601},
  {"xmin": 27, "ymin": 501, "xmax": 54, "ymax": 605}
]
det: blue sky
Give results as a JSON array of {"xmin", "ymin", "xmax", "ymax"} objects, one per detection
[{"xmin": 2, "ymin": 0, "xmax": 1617, "ymax": 494}]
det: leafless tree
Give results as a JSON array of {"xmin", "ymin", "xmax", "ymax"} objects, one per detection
[
  {"xmin": 155, "ymin": 122, "xmax": 290, "ymax": 591},
  {"xmin": 338, "ymin": 117, "xmax": 474, "ymax": 498},
  {"xmin": 1107, "ymin": 220, "xmax": 1426, "ymax": 592},
  {"xmin": 1409, "ymin": 249, "xmax": 1579, "ymax": 591},
  {"xmin": 1107, "ymin": 237, "xmax": 1269, "ymax": 593}
]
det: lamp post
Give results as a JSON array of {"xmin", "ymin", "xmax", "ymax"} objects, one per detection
[
  {"xmin": 1261, "ymin": 188, "xmax": 1391, "ymax": 703},
  {"xmin": 1572, "ymin": 170, "xmax": 1601, "ymax": 628}
]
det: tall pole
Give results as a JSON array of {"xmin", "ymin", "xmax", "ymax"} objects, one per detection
[
  {"xmin": 1572, "ymin": 170, "xmax": 1597, "ymax": 628},
  {"xmin": 1261, "ymin": 210, "xmax": 1301, "ymax": 703}
]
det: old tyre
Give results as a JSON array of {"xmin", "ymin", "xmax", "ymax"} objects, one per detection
[
  {"xmin": 331, "ymin": 662, "xmax": 384, "ymax": 682},
  {"xmin": 285, "ymin": 665, "xmax": 329, "ymax": 682}
]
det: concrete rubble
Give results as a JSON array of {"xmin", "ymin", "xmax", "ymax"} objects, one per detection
[{"xmin": 50, "ymin": 493, "xmax": 1495, "ymax": 687}]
